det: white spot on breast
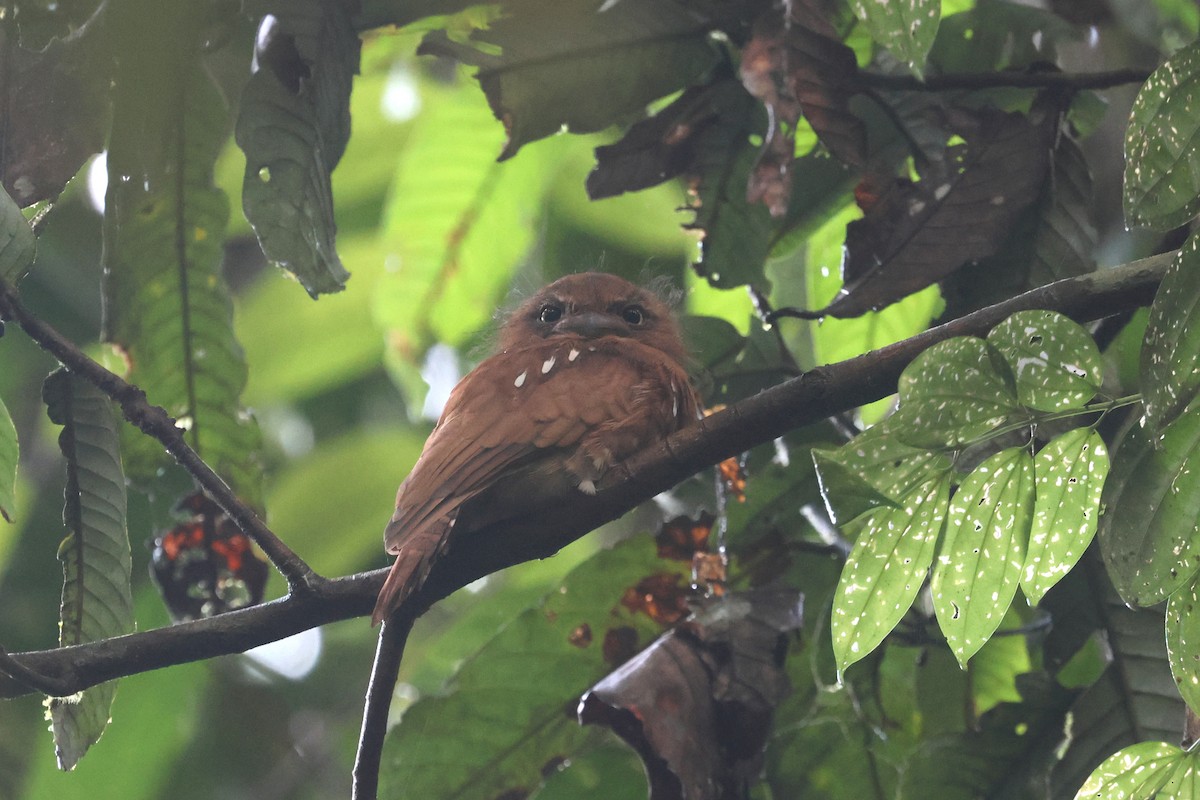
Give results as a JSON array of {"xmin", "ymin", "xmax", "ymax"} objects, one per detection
[
  {"xmin": 542, "ymin": 356, "xmax": 556, "ymax": 374},
  {"xmin": 568, "ymin": 348, "xmax": 580, "ymax": 362},
  {"xmin": 514, "ymin": 371, "xmax": 527, "ymax": 388},
  {"xmin": 671, "ymin": 385, "xmax": 679, "ymax": 417},
  {"xmin": 578, "ymin": 479, "xmax": 597, "ymax": 495}
]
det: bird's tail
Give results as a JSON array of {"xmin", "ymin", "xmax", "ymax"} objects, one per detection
[{"xmin": 370, "ymin": 511, "xmax": 458, "ymax": 625}]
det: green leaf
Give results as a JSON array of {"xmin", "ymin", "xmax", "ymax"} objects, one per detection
[
  {"xmin": 103, "ymin": 38, "xmax": 262, "ymax": 508},
  {"xmin": 932, "ymin": 447, "xmax": 1034, "ymax": 666},
  {"xmin": 0, "ymin": 396, "xmax": 16, "ymax": 523},
  {"xmin": 812, "ymin": 449, "xmax": 898, "ymax": 525},
  {"xmin": 1142, "ymin": 234, "xmax": 1200, "ymax": 433},
  {"xmin": 0, "ymin": 185, "xmax": 35, "ymax": 284},
  {"xmin": 815, "ymin": 426, "xmax": 951, "ymax": 514},
  {"xmin": 42, "ymin": 370, "xmax": 134, "ymax": 771},
  {"xmin": 236, "ymin": 0, "xmax": 360, "ymax": 296},
  {"xmin": 894, "ymin": 337, "xmax": 1021, "ymax": 448},
  {"xmin": 379, "ymin": 536, "xmax": 680, "ymax": 800},
  {"xmin": 1023, "ymin": 429, "xmax": 1108, "ymax": 604},
  {"xmin": 421, "ymin": 0, "xmax": 720, "ymax": 160},
  {"xmin": 1124, "ymin": 39, "xmax": 1200, "ymax": 230},
  {"xmin": 987, "ymin": 311, "xmax": 1102, "ymax": 412},
  {"xmin": 373, "ymin": 75, "xmax": 547, "ymax": 389},
  {"xmin": 1167, "ymin": 577, "xmax": 1200, "ymax": 716},
  {"xmin": 1073, "ymin": 742, "xmax": 1193, "ymax": 800},
  {"xmin": 832, "ymin": 473, "xmax": 949, "ymax": 672},
  {"xmin": 1099, "ymin": 409, "xmax": 1200, "ymax": 607},
  {"xmin": 849, "ymin": 0, "xmax": 940, "ymax": 78}
]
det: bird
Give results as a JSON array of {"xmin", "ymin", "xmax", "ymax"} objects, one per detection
[{"xmin": 371, "ymin": 272, "xmax": 700, "ymax": 625}]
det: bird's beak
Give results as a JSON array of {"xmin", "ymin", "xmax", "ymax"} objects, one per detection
[{"xmin": 555, "ymin": 311, "xmax": 629, "ymax": 339}]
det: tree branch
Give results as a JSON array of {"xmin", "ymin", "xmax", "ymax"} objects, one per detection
[
  {"xmin": 0, "ymin": 279, "xmax": 321, "ymax": 593},
  {"xmin": 0, "ymin": 251, "xmax": 1172, "ymax": 700},
  {"xmin": 860, "ymin": 67, "xmax": 1152, "ymax": 93}
]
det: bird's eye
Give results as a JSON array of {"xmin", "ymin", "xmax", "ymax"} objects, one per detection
[
  {"xmin": 538, "ymin": 304, "xmax": 563, "ymax": 323},
  {"xmin": 622, "ymin": 305, "xmax": 645, "ymax": 325}
]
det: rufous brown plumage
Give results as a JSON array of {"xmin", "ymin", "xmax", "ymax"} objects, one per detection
[{"xmin": 371, "ymin": 272, "xmax": 700, "ymax": 624}]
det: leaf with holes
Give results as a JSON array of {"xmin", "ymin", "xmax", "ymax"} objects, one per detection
[
  {"xmin": 236, "ymin": 0, "xmax": 359, "ymax": 296},
  {"xmin": 1074, "ymin": 742, "xmax": 1194, "ymax": 799},
  {"xmin": 1124, "ymin": 39, "xmax": 1200, "ymax": 231},
  {"xmin": 0, "ymin": 396, "xmax": 16, "ymax": 523},
  {"xmin": 1142, "ymin": 234, "xmax": 1200, "ymax": 433},
  {"xmin": 833, "ymin": 473, "xmax": 949, "ymax": 673},
  {"xmin": 988, "ymin": 311, "xmax": 1102, "ymax": 413},
  {"xmin": 848, "ymin": 0, "xmax": 940, "ymax": 78},
  {"xmin": 1023, "ymin": 429, "xmax": 1108, "ymax": 604},
  {"xmin": 1167, "ymin": 578, "xmax": 1200, "ymax": 717},
  {"xmin": 893, "ymin": 337, "xmax": 1021, "ymax": 449},
  {"xmin": 43, "ymin": 369, "xmax": 134, "ymax": 770},
  {"xmin": 932, "ymin": 447, "xmax": 1034, "ymax": 666},
  {"xmin": 1099, "ymin": 408, "xmax": 1200, "ymax": 607}
]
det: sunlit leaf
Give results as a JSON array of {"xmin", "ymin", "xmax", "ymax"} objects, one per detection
[
  {"xmin": 893, "ymin": 337, "xmax": 1021, "ymax": 449},
  {"xmin": 1024, "ymin": 429, "xmax": 1108, "ymax": 604},
  {"xmin": 236, "ymin": 0, "xmax": 360, "ymax": 296},
  {"xmin": 1125, "ymin": 39, "xmax": 1200, "ymax": 230},
  {"xmin": 987, "ymin": 311, "xmax": 1102, "ymax": 412},
  {"xmin": 42, "ymin": 370, "xmax": 134, "ymax": 770},
  {"xmin": 1142, "ymin": 234, "xmax": 1200, "ymax": 433},
  {"xmin": 1073, "ymin": 742, "xmax": 1192, "ymax": 800},
  {"xmin": 848, "ymin": 0, "xmax": 940, "ymax": 77},
  {"xmin": 1100, "ymin": 409, "xmax": 1200, "ymax": 607},
  {"xmin": 832, "ymin": 473, "xmax": 949, "ymax": 672},
  {"xmin": 813, "ymin": 425, "xmax": 951, "ymax": 512},
  {"xmin": 0, "ymin": 396, "xmax": 15, "ymax": 523},
  {"xmin": 932, "ymin": 447, "xmax": 1034, "ymax": 666}
]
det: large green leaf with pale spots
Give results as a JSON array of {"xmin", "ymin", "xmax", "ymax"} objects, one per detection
[
  {"xmin": 1142, "ymin": 235, "xmax": 1200, "ymax": 433},
  {"xmin": 832, "ymin": 473, "xmax": 949, "ymax": 673},
  {"xmin": 987, "ymin": 310, "xmax": 1102, "ymax": 413},
  {"xmin": 1100, "ymin": 408, "xmax": 1200, "ymax": 607},
  {"xmin": 1074, "ymin": 742, "xmax": 1197, "ymax": 800},
  {"xmin": 932, "ymin": 447, "xmax": 1034, "ymax": 666},
  {"xmin": 893, "ymin": 337, "xmax": 1021, "ymax": 449},
  {"xmin": 848, "ymin": 0, "xmax": 940, "ymax": 78},
  {"xmin": 1124, "ymin": 39, "xmax": 1200, "ymax": 231},
  {"xmin": 1167, "ymin": 577, "xmax": 1200, "ymax": 716},
  {"xmin": 1023, "ymin": 428, "xmax": 1108, "ymax": 604}
]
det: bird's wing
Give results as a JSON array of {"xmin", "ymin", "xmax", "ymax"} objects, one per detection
[{"xmin": 372, "ymin": 340, "xmax": 693, "ymax": 622}]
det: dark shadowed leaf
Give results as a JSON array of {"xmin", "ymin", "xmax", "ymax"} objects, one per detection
[
  {"xmin": 1142, "ymin": 234, "xmax": 1200, "ymax": 433},
  {"xmin": 1029, "ymin": 129, "xmax": 1097, "ymax": 285},
  {"xmin": 739, "ymin": 3, "xmax": 865, "ymax": 215},
  {"xmin": 0, "ymin": 185, "xmax": 35, "ymax": 285},
  {"xmin": 379, "ymin": 537, "xmax": 684, "ymax": 800},
  {"xmin": 579, "ymin": 590, "xmax": 802, "ymax": 800},
  {"xmin": 929, "ymin": 1, "xmax": 1077, "ymax": 75},
  {"xmin": 421, "ymin": 0, "xmax": 720, "ymax": 161},
  {"xmin": 103, "ymin": 19, "xmax": 262, "ymax": 508},
  {"xmin": 0, "ymin": 15, "xmax": 110, "ymax": 208},
  {"xmin": 1099, "ymin": 409, "xmax": 1200, "ymax": 607},
  {"xmin": 43, "ymin": 369, "xmax": 134, "ymax": 770},
  {"xmin": 236, "ymin": 0, "xmax": 360, "ymax": 296},
  {"xmin": 818, "ymin": 107, "xmax": 1051, "ymax": 318},
  {"xmin": 1124, "ymin": 39, "xmax": 1200, "ymax": 231}
]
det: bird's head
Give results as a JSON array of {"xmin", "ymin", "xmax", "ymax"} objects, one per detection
[{"xmin": 499, "ymin": 273, "xmax": 688, "ymax": 365}]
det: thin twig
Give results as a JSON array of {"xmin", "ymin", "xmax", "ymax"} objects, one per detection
[
  {"xmin": 0, "ymin": 279, "xmax": 320, "ymax": 593},
  {"xmin": 860, "ymin": 67, "xmax": 1152, "ymax": 93},
  {"xmin": 0, "ymin": 250, "xmax": 1173, "ymax": 701},
  {"xmin": 353, "ymin": 612, "xmax": 417, "ymax": 799}
]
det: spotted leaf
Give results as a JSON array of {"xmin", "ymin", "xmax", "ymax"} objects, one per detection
[
  {"xmin": 1125, "ymin": 39, "xmax": 1200, "ymax": 231},
  {"xmin": 1023, "ymin": 428, "xmax": 1108, "ymax": 604},
  {"xmin": 1142, "ymin": 234, "xmax": 1200, "ymax": 434},
  {"xmin": 832, "ymin": 473, "xmax": 949, "ymax": 674},
  {"xmin": 1167, "ymin": 578, "xmax": 1200, "ymax": 717},
  {"xmin": 893, "ymin": 337, "xmax": 1021, "ymax": 449},
  {"xmin": 848, "ymin": 0, "xmax": 940, "ymax": 78},
  {"xmin": 1074, "ymin": 741, "xmax": 1195, "ymax": 800},
  {"xmin": 1099, "ymin": 408, "xmax": 1200, "ymax": 607},
  {"xmin": 988, "ymin": 310, "xmax": 1102, "ymax": 412},
  {"xmin": 932, "ymin": 447, "xmax": 1034, "ymax": 666}
]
